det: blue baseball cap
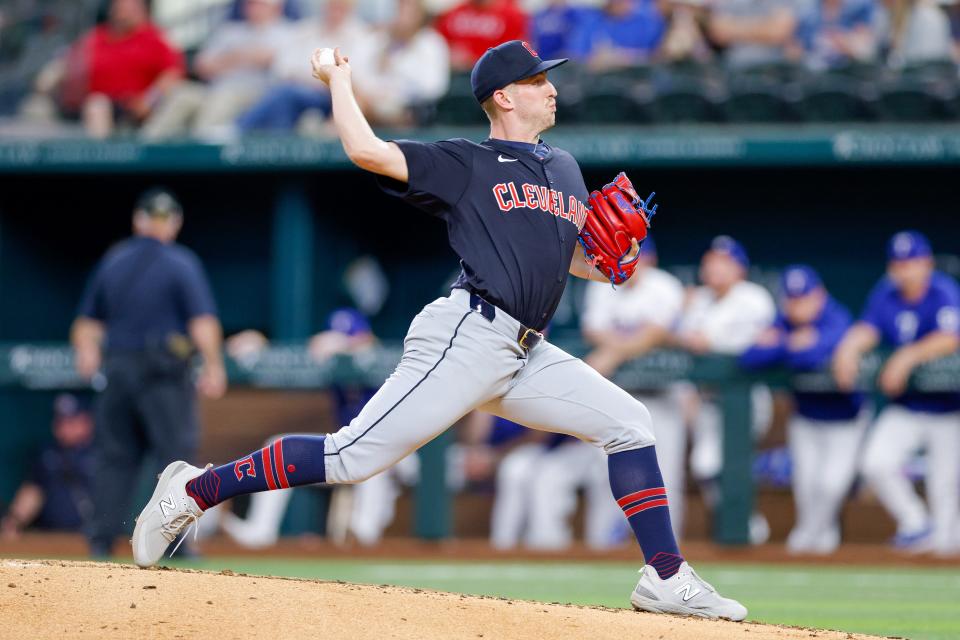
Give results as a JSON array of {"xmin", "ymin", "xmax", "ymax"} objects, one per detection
[
  {"xmin": 708, "ymin": 235, "xmax": 749, "ymax": 269},
  {"xmin": 326, "ymin": 308, "xmax": 371, "ymax": 337},
  {"xmin": 781, "ymin": 264, "xmax": 822, "ymax": 298},
  {"xmin": 887, "ymin": 230, "xmax": 932, "ymax": 261},
  {"xmin": 53, "ymin": 393, "xmax": 88, "ymax": 420},
  {"xmin": 471, "ymin": 40, "xmax": 568, "ymax": 104}
]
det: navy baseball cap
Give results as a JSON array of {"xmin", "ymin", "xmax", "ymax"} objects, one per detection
[
  {"xmin": 887, "ymin": 230, "xmax": 932, "ymax": 261},
  {"xmin": 136, "ymin": 187, "xmax": 182, "ymax": 218},
  {"xmin": 709, "ymin": 235, "xmax": 749, "ymax": 269},
  {"xmin": 471, "ymin": 40, "xmax": 568, "ymax": 104},
  {"xmin": 53, "ymin": 393, "xmax": 88, "ymax": 420},
  {"xmin": 781, "ymin": 264, "xmax": 822, "ymax": 298},
  {"xmin": 326, "ymin": 308, "xmax": 371, "ymax": 337}
]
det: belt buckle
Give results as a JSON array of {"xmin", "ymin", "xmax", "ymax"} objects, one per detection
[{"xmin": 518, "ymin": 327, "xmax": 542, "ymax": 350}]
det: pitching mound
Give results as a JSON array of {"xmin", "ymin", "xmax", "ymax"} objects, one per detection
[{"xmin": 3, "ymin": 559, "xmax": 883, "ymax": 640}]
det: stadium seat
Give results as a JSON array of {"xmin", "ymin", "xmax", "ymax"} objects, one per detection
[
  {"xmin": 434, "ymin": 73, "xmax": 484, "ymax": 126},
  {"xmin": 874, "ymin": 80, "xmax": 956, "ymax": 122},
  {"xmin": 649, "ymin": 79, "xmax": 722, "ymax": 123},
  {"xmin": 735, "ymin": 61, "xmax": 806, "ymax": 84},
  {"xmin": 550, "ymin": 63, "xmax": 587, "ymax": 123},
  {"xmin": 662, "ymin": 60, "xmax": 723, "ymax": 82},
  {"xmin": 579, "ymin": 75, "xmax": 653, "ymax": 124},
  {"xmin": 722, "ymin": 79, "xmax": 799, "ymax": 123},
  {"xmin": 556, "ymin": 84, "xmax": 586, "ymax": 123},
  {"xmin": 594, "ymin": 64, "xmax": 656, "ymax": 84},
  {"xmin": 822, "ymin": 61, "xmax": 884, "ymax": 83},
  {"xmin": 797, "ymin": 78, "xmax": 874, "ymax": 122},
  {"xmin": 900, "ymin": 60, "xmax": 958, "ymax": 84}
]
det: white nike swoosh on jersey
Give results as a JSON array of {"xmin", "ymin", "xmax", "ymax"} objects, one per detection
[{"xmin": 498, "ymin": 155, "xmax": 518, "ymax": 163}]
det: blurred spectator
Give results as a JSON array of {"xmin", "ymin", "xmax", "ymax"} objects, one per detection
[
  {"xmin": 434, "ymin": 0, "xmax": 529, "ymax": 71},
  {"xmin": 876, "ymin": 0, "xmax": 954, "ymax": 66},
  {"xmin": 568, "ymin": 0, "xmax": 667, "ymax": 70},
  {"xmin": 523, "ymin": 438, "xmax": 626, "ymax": 549},
  {"xmin": 708, "ymin": 0, "xmax": 799, "ymax": 69},
  {"xmin": 672, "ymin": 235, "xmax": 776, "ymax": 543},
  {"xmin": 658, "ymin": 0, "xmax": 715, "ymax": 63},
  {"xmin": 21, "ymin": 0, "xmax": 184, "ymax": 138},
  {"xmin": 742, "ymin": 265, "xmax": 867, "ymax": 555},
  {"xmin": 141, "ymin": 0, "xmax": 293, "ymax": 140},
  {"xmin": 457, "ymin": 413, "xmax": 552, "ymax": 549},
  {"xmin": 791, "ymin": 0, "xmax": 878, "ymax": 69},
  {"xmin": 223, "ymin": 327, "xmax": 269, "ymax": 363},
  {"xmin": 488, "ymin": 430, "xmax": 551, "ymax": 549},
  {"xmin": 350, "ymin": 0, "xmax": 451, "ymax": 127},
  {"xmin": 950, "ymin": 1, "xmax": 960, "ymax": 61},
  {"xmin": 71, "ymin": 188, "xmax": 225, "ymax": 558},
  {"xmin": 227, "ymin": 0, "xmax": 305, "ymax": 20},
  {"xmin": 675, "ymin": 236, "xmax": 776, "ymax": 355},
  {"xmin": 833, "ymin": 231, "xmax": 960, "ymax": 554},
  {"xmin": 531, "ymin": 0, "xmax": 584, "ymax": 60},
  {"xmin": 309, "ymin": 308, "xmax": 378, "ymax": 359},
  {"xmin": 0, "ymin": 394, "xmax": 94, "ymax": 540},
  {"xmin": 220, "ymin": 309, "xmax": 414, "ymax": 548},
  {"xmin": 581, "ymin": 238, "xmax": 688, "ymax": 537},
  {"xmin": 463, "ymin": 413, "xmax": 622, "ymax": 551},
  {"xmin": 234, "ymin": 0, "xmax": 375, "ymax": 135}
]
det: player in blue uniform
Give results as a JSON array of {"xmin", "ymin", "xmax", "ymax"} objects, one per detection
[
  {"xmin": 132, "ymin": 40, "xmax": 747, "ymax": 619},
  {"xmin": 833, "ymin": 231, "xmax": 960, "ymax": 553},
  {"xmin": 741, "ymin": 265, "xmax": 866, "ymax": 554}
]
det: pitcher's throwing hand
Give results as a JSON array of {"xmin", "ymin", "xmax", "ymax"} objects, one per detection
[{"xmin": 311, "ymin": 47, "xmax": 349, "ymax": 84}]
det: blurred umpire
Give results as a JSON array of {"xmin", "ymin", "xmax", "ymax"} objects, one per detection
[{"xmin": 70, "ymin": 188, "xmax": 226, "ymax": 557}]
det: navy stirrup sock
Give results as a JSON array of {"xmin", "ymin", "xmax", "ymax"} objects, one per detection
[
  {"xmin": 185, "ymin": 435, "xmax": 327, "ymax": 510},
  {"xmin": 608, "ymin": 445, "xmax": 684, "ymax": 579}
]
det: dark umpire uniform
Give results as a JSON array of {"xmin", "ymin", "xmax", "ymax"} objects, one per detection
[{"xmin": 71, "ymin": 188, "xmax": 225, "ymax": 557}]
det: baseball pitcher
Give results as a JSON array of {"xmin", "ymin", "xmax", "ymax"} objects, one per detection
[{"xmin": 132, "ymin": 40, "xmax": 747, "ymax": 620}]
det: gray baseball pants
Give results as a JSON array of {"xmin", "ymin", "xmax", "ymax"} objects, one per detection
[{"xmin": 323, "ymin": 288, "xmax": 656, "ymax": 484}]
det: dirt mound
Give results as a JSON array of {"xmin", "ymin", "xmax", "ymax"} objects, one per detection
[{"xmin": 1, "ymin": 559, "xmax": 884, "ymax": 640}]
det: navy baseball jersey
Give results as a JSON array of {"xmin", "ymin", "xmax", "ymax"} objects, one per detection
[
  {"xmin": 77, "ymin": 236, "xmax": 217, "ymax": 351},
  {"xmin": 741, "ymin": 296, "xmax": 863, "ymax": 421},
  {"xmin": 378, "ymin": 137, "xmax": 589, "ymax": 330},
  {"xmin": 861, "ymin": 271, "xmax": 960, "ymax": 413}
]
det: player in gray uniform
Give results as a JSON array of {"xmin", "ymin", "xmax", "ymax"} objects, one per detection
[{"xmin": 131, "ymin": 40, "xmax": 746, "ymax": 620}]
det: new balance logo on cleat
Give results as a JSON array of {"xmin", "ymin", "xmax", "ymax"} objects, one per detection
[
  {"xmin": 674, "ymin": 583, "xmax": 701, "ymax": 602},
  {"xmin": 159, "ymin": 495, "xmax": 177, "ymax": 518}
]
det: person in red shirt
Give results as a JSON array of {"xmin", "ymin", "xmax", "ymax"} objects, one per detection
[
  {"xmin": 435, "ymin": 0, "xmax": 530, "ymax": 70},
  {"xmin": 60, "ymin": 0, "xmax": 184, "ymax": 137}
]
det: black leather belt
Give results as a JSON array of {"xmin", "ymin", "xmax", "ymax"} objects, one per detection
[{"xmin": 469, "ymin": 292, "xmax": 544, "ymax": 351}]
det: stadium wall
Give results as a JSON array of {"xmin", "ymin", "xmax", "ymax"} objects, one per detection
[{"xmin": 1, "ymin": 130, "xmax": 957, "ymax": 532}]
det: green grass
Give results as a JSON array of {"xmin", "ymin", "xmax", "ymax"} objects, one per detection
[{"xmin": 170, "ymin": 557, "xmax": 960, "ymax": 640}]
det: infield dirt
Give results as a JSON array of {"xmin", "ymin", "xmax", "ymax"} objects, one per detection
[{"xmin": 1, "ymin": 559, "xmax": 888, "ymax": 640}]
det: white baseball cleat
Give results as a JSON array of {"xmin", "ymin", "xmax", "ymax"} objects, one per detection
[
  {"xmin": 131, "ymin": 461, "xmax": 206, "ymax": 568},
  {"xmin": 630, "ymin": 561, "xmax": 748, "ymax": 621}
]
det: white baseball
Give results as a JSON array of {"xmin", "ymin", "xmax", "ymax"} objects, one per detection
[{"xmin": 314, "ymin": 47, "xmax": 336, "ymax": 67}]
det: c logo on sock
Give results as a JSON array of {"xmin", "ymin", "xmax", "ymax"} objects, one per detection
[{"xmin": 234, "ymin": 456, "xmax": 257, "ymax": 481}]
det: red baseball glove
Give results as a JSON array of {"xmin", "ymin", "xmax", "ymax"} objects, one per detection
[{"xmin": 578, "ymin": 172, "xmax": 658, "ymax": 285}]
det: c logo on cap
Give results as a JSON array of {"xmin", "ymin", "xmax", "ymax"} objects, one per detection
[
  {"xmin": 786, "ymin": 270, "xmax": 806, "ymax": 295},
  {"xmin": 893, "ymin": 233, "xmax": 913, "ymax": 257},
  {"xmin": 521, "ymin": 41, "xmax": 538, "ymax": 57}
]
